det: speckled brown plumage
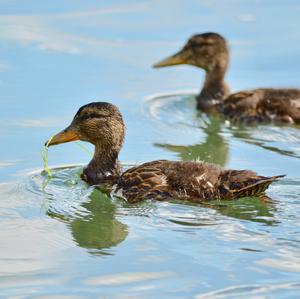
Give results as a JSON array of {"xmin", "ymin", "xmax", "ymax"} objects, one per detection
[
  {"xmin": 222, "ymin": 88, "xmax": 300, "ymax": 124},
  {"xmin": 117, "ymin": 160, "xmax": 283, "ymax": 203},
  {"xmin": 46, "ymin": 102, "xmax": 284, "ymax": 203},
  {"xmin": 154, "ymin": 32, "xmax": 300, "ymax": 124}
]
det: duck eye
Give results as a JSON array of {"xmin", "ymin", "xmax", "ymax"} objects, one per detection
[
  {"xmin": 79, "ymin": 112, "xmax": 110, "ymax": 121},
  {"xmin": 79, "ymin": 114, "xmax": 91, "ymax": 121},
  {"xmin": 79, "ymin": 113, "xmax": 101, "ymax": 121}
]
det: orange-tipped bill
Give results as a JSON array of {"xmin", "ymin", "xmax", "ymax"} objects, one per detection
[
  {"xmin": 153, "ymin": 52, "xmax": 186, "ymax": 68},
  {"xmin": 45, "ymin": 127, "xmax": 79, "ymax": 147}
]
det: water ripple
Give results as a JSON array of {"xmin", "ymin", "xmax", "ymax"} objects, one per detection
[{"xmin": 196, "ymin": 282, "xmax": 300, "ymax": 299}]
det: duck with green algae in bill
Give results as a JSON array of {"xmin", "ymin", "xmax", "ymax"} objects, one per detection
[
  {"xmin": 153, "ymin": 32, "xmax": 300, "ymax": 124},
  {"xmin": 45, "ymin": 102, "xmax": 284, "ymax": 203}
]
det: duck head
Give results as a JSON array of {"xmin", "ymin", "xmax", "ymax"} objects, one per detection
[
  {"xmin": 46, "ymin": 102, "xmax": 125, "ymax": 185},
  {"xmin": 153, "ymin": 32, "xmax": 229, "ymax": 72},
  {"xmin": 154, "ymin": 32, "xmax": 230, "ymax": 110}
]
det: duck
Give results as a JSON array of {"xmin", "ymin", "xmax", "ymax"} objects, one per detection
[
  {"xmin": 46, "ymin": 102, "xmax": 284, "ymax": 203},
  {"xmin": 153, "ymin": 32, "xmax": 300, "ymax": 124}
]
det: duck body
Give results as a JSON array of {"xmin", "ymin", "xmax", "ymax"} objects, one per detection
[
  {"xmin": 46, "ymin": 102, "xmax": 284, "ymax": 203},
  {"xmin": 154, "ymin": 32, "xmax": 300, "ymax": 124},
  {"xmin": 221, "ymin": 88, "xmax": 300, "ymax": 124},
  {"xmin": 116, "ymin": 159, "xmax": 282, "ymax": 203}
]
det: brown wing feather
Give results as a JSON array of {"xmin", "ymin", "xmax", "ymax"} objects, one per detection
[
  {"xmin": 117, "ymin": 160, "xmax": 171, "ymax": 203},
  {"xmin": 219, "ymin": 169, "xmax": 285, "ymax": 199},
  {"xmin": 231, "ymin": 175, "xmax": 285, "ymax": 199},
  {"xmin": 161, "ymin": 161, "xmax": 223, "ymax": 201}
]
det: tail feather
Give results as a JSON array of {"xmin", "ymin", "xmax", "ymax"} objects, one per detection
[{"xmin": 231, "ymin": 175, "xmax": 285, "ymax": 199}]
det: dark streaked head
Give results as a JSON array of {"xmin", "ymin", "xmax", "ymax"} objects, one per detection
[
  {"xmin": 45, "ymin": 102, "xmax": 125, "ymax": 154},
  {"xmin": 153, "ymin": 32, "xmax": 229, "ymax": 72}
]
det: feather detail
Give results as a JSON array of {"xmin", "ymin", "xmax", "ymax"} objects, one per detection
[{"xmin": 230, "ymin": 175, "xmax": 285, "ymax": 199}]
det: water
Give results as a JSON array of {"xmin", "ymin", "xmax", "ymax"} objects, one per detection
[{"xmin": 1, "ymin": 1, "xmax": 300, "ymax": 298}]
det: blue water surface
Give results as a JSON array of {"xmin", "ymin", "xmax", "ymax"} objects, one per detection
[{"xmin": 0, "ymin": 1, "xmax": 300, "ymax": 298}]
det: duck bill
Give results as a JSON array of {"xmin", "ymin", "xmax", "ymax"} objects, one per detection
[
  {"xmin": 45, "ymin": 126, "xmax": 79, "ymax": 147},
  {"xmin": 153, "ymin": 51, "xmax": 186, "ymax": 68}
]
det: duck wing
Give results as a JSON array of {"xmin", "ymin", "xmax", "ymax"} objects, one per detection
[
  {"xmin": 219, "ymin": 169, "xmax": 285, "ymax": 199},
  {"xmin": 116, "ymin": 160, "xmax": 172, "ymax": 203},
  {"xmin": 117, "ymin": 160, "xmax": 223, "ymax": 203}
]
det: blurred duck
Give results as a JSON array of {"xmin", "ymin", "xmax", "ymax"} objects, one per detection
[
  {"xmin": 153, "ymin": 32, "xmax": 300, "ymax": 124},
  {"xmin": 46, "ymin": 102, "xmax": 283, "ymax": 203}
]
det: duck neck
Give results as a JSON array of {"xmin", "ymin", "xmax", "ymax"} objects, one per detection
[
  {"xmin": 197, "ymin": 64, "xmax": 229, "ymax": 111},
  {"xmin": 83, "ymin": 144, "xmax": 121, "ymax": 186}
]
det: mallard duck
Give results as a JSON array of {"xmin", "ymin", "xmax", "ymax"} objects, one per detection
[
  {"xmin": 46, "ymin": 102, "xmax": 283, "ymax": 203},
  {"xmin": 153, "ymin": 32, "xmax": 300, "ymax": 124}
]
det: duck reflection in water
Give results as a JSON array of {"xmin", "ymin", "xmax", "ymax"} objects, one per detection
[
  {"xmin": 202, "ymin": 197, "xmax": 278, "ymax": 226},
  {"xmin": 155, "ymin": 115, "xmax": 228, "ymax": 166},
  {"xmin": 47, "ymin": 188, "xmax": 128, "ymax": 255}
]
